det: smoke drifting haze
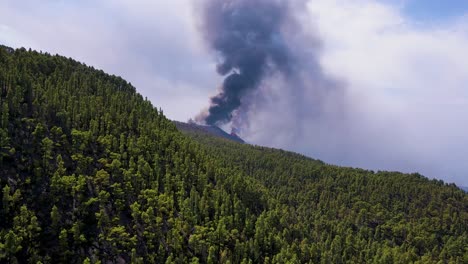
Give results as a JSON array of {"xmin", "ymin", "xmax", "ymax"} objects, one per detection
[
  {"xmin": 196, "ymin": 0, "xmax": 342, "ymax": 133},
  {"xmin": 195, "ymin": 0, "xmax": 468, "ymax": 187}
]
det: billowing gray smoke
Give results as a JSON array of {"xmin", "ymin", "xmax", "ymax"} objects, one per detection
[
  {"xmin": 197, "ymin": 0, "xmax": 297, "ymax": 126},
  {"xmin": 194, "ymin": 0, "xmax": 462, "ymax": 187}
]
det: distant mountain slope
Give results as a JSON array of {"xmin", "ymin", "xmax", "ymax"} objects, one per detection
[
  {"xmin": 179, "ymin": 120, "xmax": 468, "ymax": 263},
  {"xmin": 0, "ymin": 45, "xmax": 467, "ymax": 263},
  {"xmin": 174, "ymin": 121, "xmax": 245, "ymax": 143}
]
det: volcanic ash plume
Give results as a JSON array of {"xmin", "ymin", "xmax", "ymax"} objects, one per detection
[{"xmin": 196, "ymin": 0, "xmax": 296, "ymax": 126}]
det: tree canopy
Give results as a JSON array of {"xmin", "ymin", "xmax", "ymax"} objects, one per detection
[{"xmin": 0, "ymin": 46, "xmax": 466, "ymax": 263}]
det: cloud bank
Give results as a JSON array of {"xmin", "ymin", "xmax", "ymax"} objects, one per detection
[
  {"xmin": 243, "ymin": 0, "xmax": 468, "ymax": 185},
  {"xmin": 0, "ymin": 0, "xmax": 216, "ymax": 121}
]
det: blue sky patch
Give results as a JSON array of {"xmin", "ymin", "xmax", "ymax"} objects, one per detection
[{"xmin": 401, "ymin": 0, "xmax": 468, "ymax": 21}]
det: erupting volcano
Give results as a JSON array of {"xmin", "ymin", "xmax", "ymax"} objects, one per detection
[{"xmin": 196, "ymin": 0, "xmax": 298, "ymax": 129}]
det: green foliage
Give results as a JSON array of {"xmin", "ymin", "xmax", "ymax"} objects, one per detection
[
  {"xmin": 178, "ymin": 105, "xmax": 468, "ymax": 263},
  {"xmin": 0, "ymin": 45, "xmax": 466, "ymax": 263}
]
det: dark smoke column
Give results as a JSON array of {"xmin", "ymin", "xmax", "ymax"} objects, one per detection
[{"xmin": 197, "ymin": 0, "xmax": 294, "ymax": 126}]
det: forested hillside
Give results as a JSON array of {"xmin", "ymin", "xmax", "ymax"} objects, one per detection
[{"xmin": 0, "ymin": 46, "xmax": 467, "ymax": 263}]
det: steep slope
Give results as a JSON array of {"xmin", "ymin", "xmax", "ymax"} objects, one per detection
[
  {"xmin": 0, "ymin": 46, "xmax": 467, "ymax": 263},
  {"xmin": 0, "ymin": 46, "xmax": 264, "ymax": 263},
  {"xmin": 179, "ymin": 110, "xmax": 468, "ymax": 263},
  {"xmin": 174, "ymin": 121, "xmax": 245, "ymax": 143}
]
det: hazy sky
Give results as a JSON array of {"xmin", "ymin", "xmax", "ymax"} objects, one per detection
[{"xmin": 1, "ymin": 0, "xmax": 467, "ymax": 186}]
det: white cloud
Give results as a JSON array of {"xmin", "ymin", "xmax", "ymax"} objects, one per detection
[
  {"xmin": 300, "ymin": 0, "xmax": 468, "ymax": 185},
  {"xmin": 0, "ymin": 0, "xmax": 216, "ymax": 122}
]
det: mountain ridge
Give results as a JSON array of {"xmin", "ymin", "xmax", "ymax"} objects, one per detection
[{"xmin": 173, "ymin": 120, "xmax": 245, "ymax": 144}]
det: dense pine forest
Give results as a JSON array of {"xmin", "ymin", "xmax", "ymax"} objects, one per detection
[{"xmin": 0, "ymin": 45, "xmax": 466, "ymax": 263}]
